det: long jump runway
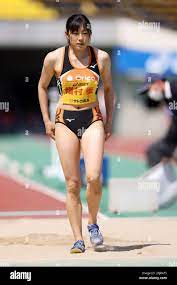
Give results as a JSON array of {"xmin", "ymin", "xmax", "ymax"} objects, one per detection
[
  {"xmin": 0, "ymin": 171, "xmax": 177, "ymax": 266},
  {"xmin": 0, "ymin": 172, "xmax": 68, "ymax": 219}
]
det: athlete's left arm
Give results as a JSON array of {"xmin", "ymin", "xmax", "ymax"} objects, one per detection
[{"xmin": 100, "ymin": 52, "xmax": 117, "ymax": 140}]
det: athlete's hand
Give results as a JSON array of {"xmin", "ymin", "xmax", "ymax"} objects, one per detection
[
  {"xmin": 45, "ymin": 120, "xmax": 55, "ymax": 140},
  {"xmin": 104, "ymin": 122, "xmax": 112, "ymax": 141}
]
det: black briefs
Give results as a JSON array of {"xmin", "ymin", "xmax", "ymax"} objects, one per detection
[{"xmin": 55, "ymin": 106, "xmax": 103, "ymax": 140}]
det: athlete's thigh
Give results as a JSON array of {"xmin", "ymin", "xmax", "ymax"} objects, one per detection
[
  {"xmin": 81, "ymin": 121, "xmax": 105, "ymax": 176},
  {"xmin": 55, "ymin": 123, "xmax": 81, "ymax": 180}
]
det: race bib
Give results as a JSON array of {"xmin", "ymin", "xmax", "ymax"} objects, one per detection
[{"xmin": 61, "ymin": 80, "xmax": 98, "ymax": 105}]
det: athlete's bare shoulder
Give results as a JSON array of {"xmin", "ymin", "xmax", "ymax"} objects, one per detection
[
  {"xmin": 44, "ymin": 47, "xmax": 64, "ymax": 66},
  {"xmin": 93, "ymin": 47, "xmax": 110, "ymax": 60},
  {"xmin": 43, "ymin": 47, "xmax": 65, "ymax": 76},
  {"xmin": 92, "ymin": 47, "xmax": 111, "ymax": 72}
]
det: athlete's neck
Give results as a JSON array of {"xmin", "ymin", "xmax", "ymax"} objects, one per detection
[{"xmin": 69, "ymin": 45, "xmax": 89, "ymax": 60}]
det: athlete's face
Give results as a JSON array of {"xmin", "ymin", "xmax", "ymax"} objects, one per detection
[{"xmin": 66, "ymin": 25, "xmax": 91, "ymax": 50}]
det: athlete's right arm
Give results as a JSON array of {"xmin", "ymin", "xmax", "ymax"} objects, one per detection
[{"xmin": 38, "ymin": 52, "xmax": 56, "ymax": 140}]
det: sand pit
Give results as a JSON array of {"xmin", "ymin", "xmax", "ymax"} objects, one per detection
[{"xmin": 0, "ymin": 217, "xmax": 177, "ymax": 266}]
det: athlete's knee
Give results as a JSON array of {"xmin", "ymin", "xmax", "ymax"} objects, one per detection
[
  {"xmin": 65, "ymin": 176, "xmax": 81, "ymax": 195},
  {"xmin": 86, "ymin": 174, "xmax": 102, "ymax": 195},
  {"xmin": 86, "ymin": 173, "xmax": 101, "ymax": 186}
]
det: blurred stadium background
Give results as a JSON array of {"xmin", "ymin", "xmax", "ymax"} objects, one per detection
[{"xmin": 1, "ymin": 0, "xmax": 177, "ymax": 220}]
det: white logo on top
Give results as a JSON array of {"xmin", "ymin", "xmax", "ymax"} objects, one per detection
[
  {"xmin": 90, "ymin": 63, "xmax": 97, "ymax": 69},
  {"xmin": 67, "ymin": 76, "xmax": 73, "ymax": 81},
  {"xmin": 66, "ymin": 118, "xmax": 75, "ymax": 122},
  {"xmin": 67, "ymin": 75, "xmax": 95, "ymax": 81},
  {"xmin": 76, "ymin": 75, "xmax": 95, "ymax": 81}
]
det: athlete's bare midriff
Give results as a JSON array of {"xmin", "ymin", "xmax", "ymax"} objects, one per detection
[{"xmin": 56, "ymin": 99, "xmax": 99, "ymax": 111}]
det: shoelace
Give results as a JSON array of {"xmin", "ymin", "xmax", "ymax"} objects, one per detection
[
  {"xmin": 90, "ymin": 226, "xmax": 100, "ymax": 238},
  {"xmin": 74, "ymin": 240, "xmax": 84, "ymax": 247}
]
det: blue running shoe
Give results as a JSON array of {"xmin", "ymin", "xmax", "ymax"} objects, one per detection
[
  {"xmin": 87, "ymin": 224, "xmax": 104, "ymax": 246},
  {"xmin": 70, "ymin": 240, "xmax": 85, "ymax": 254}
]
